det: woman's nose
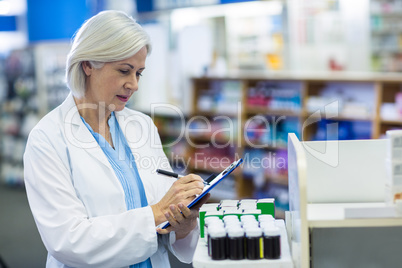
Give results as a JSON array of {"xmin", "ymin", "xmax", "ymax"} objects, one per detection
[{"xmin": 125, "ymin": 75, "xmax": 139, "ymax": 91}]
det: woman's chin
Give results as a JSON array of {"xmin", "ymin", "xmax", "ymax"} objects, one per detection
[{"xmin": 108, "ymin": 103, "xmax": 126, "ymax": 112}]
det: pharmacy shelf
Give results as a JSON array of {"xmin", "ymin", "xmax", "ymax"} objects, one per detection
[{"xmin": 191, "ymin": 71, "xmax": 402, "ymax": 202}]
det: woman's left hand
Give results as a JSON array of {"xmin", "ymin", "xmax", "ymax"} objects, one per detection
[{"xmin": 156, "ymin": 193, "xmax": 210, "ymax": 240}]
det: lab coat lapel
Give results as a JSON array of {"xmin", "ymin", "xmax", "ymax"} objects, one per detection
[
  {"xmin": 115, "ymin": 109, "xmax": 150, "ymax": 159},
  {"xmin": 74, "ymin": 124, "xmax": 113, "ymax": 171},
  {"xmin": 61, "ymin": 94, "xmax": 113, "ymax": 171}
]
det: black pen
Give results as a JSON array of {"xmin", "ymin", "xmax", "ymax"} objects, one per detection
[
  {"xmin": 156, "ymin": 169, "xmax": 209, "ymax": 185},
  {"xmin": 156, "ymin": 169, "xmax": 183, "ymax": 179}
]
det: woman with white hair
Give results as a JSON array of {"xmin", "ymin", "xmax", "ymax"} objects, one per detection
[{"xmin": 23, "ymin": 10, "xmax": 209, "ymax": 268}]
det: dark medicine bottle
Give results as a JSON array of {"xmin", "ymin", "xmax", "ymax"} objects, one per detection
[
  {"xmin": 205, "ymin": 218, "xmax": 223, "ymax": 257},
  {"xmin": 227, "ymin": 227, "xmax": 245, "ymax": 260},
  {"xmin": 209, "ymin": 227, "xmax": 227, "ymax": 260},
  {"xmin": 245, "ymin": 227, "xmax": 263, "ymax": 260},
  {"xmin": 263, "ymin": 226, "xmax": 281, "ymax": 259}
]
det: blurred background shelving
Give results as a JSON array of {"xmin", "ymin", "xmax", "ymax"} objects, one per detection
[
  {"xmin": 0, "ymin": 44, "xmax": 70, "ymax": 186},
  {"xmin": 2, "ymin": 1, "xmax": 402, "ymax": 266},
  {"xmin": 0, "ymin": 48, "xmax": 37, "ymax": 187},
  {"xmin": 370, "ymin": 0, "xmax": 402, "ymax": 71},
  {"xmin": 2, "ymin": 0, "xmax": 402, "ymax": 218},
  {"xmin": 184, "ymin": 73, "xmax": 402, "ymax": 217}
]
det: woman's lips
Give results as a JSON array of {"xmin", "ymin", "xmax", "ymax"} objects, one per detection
[{"xmin": 116, "ymin": 95, "xmax": 129, "ymax": 102}]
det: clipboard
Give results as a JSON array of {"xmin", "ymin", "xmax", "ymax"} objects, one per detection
[{"xmin": 161, "ymin": 158, "xmax": 243, "ymax": 229}]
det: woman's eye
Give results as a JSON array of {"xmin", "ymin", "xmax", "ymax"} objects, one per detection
[
  {"xmin": 136, "ymin": 72, "xmax": 143, "ymax": 77},
  {"xmin": 119, "ymin": 70, "xmax": 129, "ymax": 74}
]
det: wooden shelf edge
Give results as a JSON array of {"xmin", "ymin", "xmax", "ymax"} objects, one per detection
[
  {"xmin": 192, "ymin": 110, "xmax": 239, "ymax": 117},
  {"xmin": 381, "ymin": 119, "xmax": 402, "ymax": 125},
  {"xmin": 302, "ymin": 112, "xmax": 374, "ymax": 122},
  {"xmin": 245, "ymin": 107, "xmax": 302, "ymax": 117}
]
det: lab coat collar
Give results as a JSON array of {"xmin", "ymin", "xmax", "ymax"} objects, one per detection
[
  {"xmin": 60, "ymin": 92, "xmax": 83, "ymax": 126},
  {"xmin": 60, "ymin": 93, "xmax": 113, "ymax": 171},
  {"xmin": 114, "ymin": 108, "xmax": 152, "ymax": 153}
]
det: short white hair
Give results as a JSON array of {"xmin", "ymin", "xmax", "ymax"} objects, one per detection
[{"xmin": 66, "ymin": 10, "xmax": 152, "ymax": 98}]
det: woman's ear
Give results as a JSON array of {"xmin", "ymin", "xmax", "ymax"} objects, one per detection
[{"xmin": 82, "ymin": 61, "xmax": 93, "ymax": 76}]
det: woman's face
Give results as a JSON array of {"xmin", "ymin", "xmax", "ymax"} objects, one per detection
[{"xmin": 82, "ymin": 46, "xmax": 147, "ymax": 112}]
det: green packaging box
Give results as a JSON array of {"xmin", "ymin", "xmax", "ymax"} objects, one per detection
[
  {"xmin": 239, "ymin": 199, "xmax": 257, "ymax": 205},
  {"xmin": 242, "ymin": 209, "xmax": 262, "ymax": 220},
  {"xmin": 222, "ymin": 207, "xmax": 243, "ymax": 220},
  {"xmin": 219, "ymin": 199, "xmax": 239, "ymax": 209},
  {"xmin": 256, "ymin": 198, "xmax": 275, "ymax": 217},
  {"xmin": 199, "ymin": 208, "xmax": 222, "ymax": 238}
]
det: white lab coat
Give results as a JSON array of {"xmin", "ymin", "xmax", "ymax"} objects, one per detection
[{"xmin": 23, "ymin": 94, "xmax": 199, "ymax": 268}]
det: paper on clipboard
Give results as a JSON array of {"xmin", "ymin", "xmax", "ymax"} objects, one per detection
[{"xmin": 161, "ymin": 158, "xmax": 243, "ymax": 229}]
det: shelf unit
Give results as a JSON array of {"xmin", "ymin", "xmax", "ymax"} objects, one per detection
[
  {"xmin": 0, "ymin": 48, "xmax": 37, "ymax": 186},
  {"xmin": 0, "ymin": 43, "xmax": 70, "ymax": 186},
  {"xmin": 173, "ymin": 71, "xmax": 402, "ymax": 217},
  {"xmin": 370, "ymin": 0, "xmax": 402, "ymax": 71}
]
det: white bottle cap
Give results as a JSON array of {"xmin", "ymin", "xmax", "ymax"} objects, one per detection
[
  {"xmin": 241, "ymin": 217, "xmax": 257, "ymax": 225},
  {"xmin": 259, "ymin": 221, "xmax": 275, "ymax": 229},
  {"xmin": 225, "ymin": 221, "xmax": 241, "ymax": 231},
  {"xmin": 223, "ymin": 215, "xmax": 239, "ymax": 223},
  {"xmin": 220, "ymin": 200, "xmax": 239, "ymax": 207},
  {"xmin": 257, "ymin": 198, "xmax": 275, "ymax": 204},
  {"xmin": 239, "ymin": 203, "xmax": 257, "ymax": 210},
  {"xmin": 222, "ymin": 207, "xmax": 240, "ymax": 213},
  {"xmin": 205, "ymin": 216, "xmax": 221, "ymax": 226},
  {"xmin": 205, "ymin": 210, "xmax": 223, "ymax": 217},
  {"xmin": 201, "ymin": 203, "xmax": 220, "ymax": 208},
  {"xmin": 242, "ymin": 209, "xmax": 262, "ymax": 215},
  {"xmin": 200, "ymin": 203, "xmax": 219, "ymax": 212},
  {"xmin": 225, "ymin": 219, "xmax": 241, "ymax": 226},
  {"xmin": 263, "ymin": 226, "xmax": 281, "ymax": 237},
  {"xmin": 209, "ymin": 227, "xmax": 227, "ymax": 238},
  {"xmin": 240, "ymin": 214, "xmax": 256, "ymax": 222},
  {"xmin": 243, "ymin": 223, "xmax": 259, "ymax": 233},
  {"xmin": 245, "ymin": 227, "xmax": 262, "ymax": 237},
  {"xmin": 258, "ymin": 214, "xmax": 274, "ymax": 222},
  {"xmin": 208, "ymin": 220, "xmax": 224, "ymax": 229},
  {"xmin": 227, "ymin": 227, "xmax": 244, "ymax": 238}
]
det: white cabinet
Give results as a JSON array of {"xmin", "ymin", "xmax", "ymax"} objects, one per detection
[{"xmin": 287, "ymin": 133, "xmax": 402, "ymax": 267}]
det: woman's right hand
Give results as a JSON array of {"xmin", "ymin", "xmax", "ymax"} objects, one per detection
[{"xmin": 151, "ymin": 174, "xmax": 205, "ymax": 226}]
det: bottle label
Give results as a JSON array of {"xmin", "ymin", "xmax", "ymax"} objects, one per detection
[{"xmin": 259, "ymin": 237, "xmax": 264, "ymax": 259}]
